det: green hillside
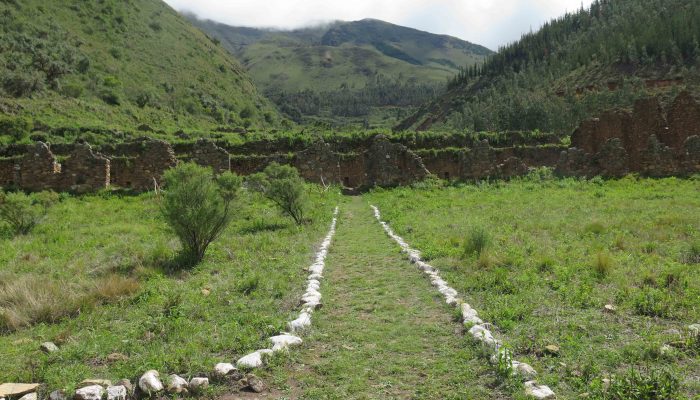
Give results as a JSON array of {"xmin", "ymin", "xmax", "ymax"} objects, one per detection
[
  {"xmin": 190, "ymin": 17, "xmax": 492, "ymax": 127},
  {"xmin": 0, "ymin": 0, "xmax": 280, "ymax": 144},
  {"xmin": 396, "ymin": 0, "xmax": 700, "ymax": 133}
]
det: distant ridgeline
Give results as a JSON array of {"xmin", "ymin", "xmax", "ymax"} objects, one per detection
[
  {"xmin": 1, "ymin": 92, "xmax": 698, "ymax": 193},
  {"xmin": 397, "ymin": 0, "xmax": 700, "ymax": 133}
]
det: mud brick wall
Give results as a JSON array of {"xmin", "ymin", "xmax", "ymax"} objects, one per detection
[
  {"xmin": 110, "ymin": 139, "xmax": 177, "ymax": 190},
  {"xmin": 561, "ymin": 91, "xmax": 700, "ymax": 178},
  {"xmin": 57, "ymin": 143, "xmax": 110, "ymax": 192},
  {"xmin": 0, "ymin": 158, "xmax": 19, "ymax": 187}
]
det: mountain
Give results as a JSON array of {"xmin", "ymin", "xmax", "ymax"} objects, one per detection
[
  {"xmin": 0, "ymin": 0, "xmax": 280, "ymax": 144},
  {"xmin": 189, "ymin": 17, "xmax": 492, "ymax": 127},
  {"xmin": 396, "ymin": 0, "xmax": 700, "ymax": 133}
]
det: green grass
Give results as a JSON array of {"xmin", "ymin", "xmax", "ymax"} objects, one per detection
[
  {"xmin": 365, "ymin": 176, "xmax": 700, "ymax": 398},
  {"xmin": 0, "ymin": 186, "xmax": 340, "ymax": 392}
]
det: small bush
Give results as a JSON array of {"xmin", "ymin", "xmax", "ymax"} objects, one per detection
[
  {"xmin": 593, "ymin": 252, "xmax": 613, "ymax": 277},
  {"xmin": 584, "ymin": 221, "xmax": 606, "ymax": 235},
  {"xmin": 0, "ymin": 191, "xmax": 45, "ymax": 235},
  {"xmin": 0, "ymin": 116, "xmax": 33, "ymax": 141},
  {"xmin": 463, "ymin": 226, "xmax": 490, "ymax": 257},
  {"xmin": 605, "ymin": 368, "xmax": 680, "ymax": 399},
  {"xmin": 3, "ymin": 70, "xmax": 45, "ymax": 97},
  {"xmin": 100, "ymin": 90, "xmax": 121, "ymax": 106},
  {"xmin": 61, "ymin": 83, "xmax": 84, "ymax": 98},
  {"xmin": 161, "ymin": 163, "xmax": 242, "ymax": 267},
  {"xmin": 633, "ymin": 288, "xmax": 670, "ymax": 317},
  {"xmin": 248, "ymin": 163, "xmax": 308, "ymax": 225},
  {"xmin": 680, "ymin": 241, "xmax": 700, "ymax": 264}
]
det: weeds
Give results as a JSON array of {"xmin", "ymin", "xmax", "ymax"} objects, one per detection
[
  {"xmin": 604, "ymin": 368, "xmax": 680, "ymax": 399},
  {"xmin": 593, "ymin": 252, "xmax": 613, "ymax": 277},
  {"xmin": 463, "ymin": 226, "xmax": 490, "ymax": 257},
  {"xmin": 680, "ymin": 241, "xmax": 700, "ymax": 264}
]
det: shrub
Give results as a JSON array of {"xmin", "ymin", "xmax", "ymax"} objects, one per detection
[
  {"xmin": 61, "ymin": 83, "xmax": 84, "ymax": 98},
  {"xmin": 2, "ymin": 70, "xmax": 45, "ymax": 97},
  {"xmin": 0, "ymin": 116, "xmax": 32, "ymax": 141},
  {"xmin": 463, "ymin": 226, "xmax": 490, "ymax": 257},
  {"xmin": 633, "ymin": 288, "xmax": 670, "ymax": 317},
  {"xmin": 161, "ymin": 163, "xmax": 242, "ymax": 267},
  {"xmin": 680, "ymin": 241, "xmax": 700, "ymax": 264},
  {"xmin": 100, "ymin": 90, "xmax": 121, "ymax": 105},
  {"xmin": 584, "ymin": 221, "xmax": 605, "ymax": 235},
  {"xmin": 248, "ymin": 163, "xmax": 308, "ymax": 225},
  {"xmin": 605, "ymin": 368, "xmax": 680, "ymax": 399},
  {"xmin": 0, "ymin": 191, "xmax": 45, "ymax": 235}
]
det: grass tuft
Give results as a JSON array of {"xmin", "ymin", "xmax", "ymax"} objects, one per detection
[
  {"xmin": 584, "ymin": 221, "xmax": 606, "ymax": 235},
  {"xmin": 593, "ymin": 252, "xmax": 613, "ymax": 277},
  {"xmin": 463, "ymin": 226, "xmax": 491, "ymax": 257}
]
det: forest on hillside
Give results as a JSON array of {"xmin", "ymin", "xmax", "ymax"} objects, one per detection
[{"xmin": 401, "ymin": 0, "xmax": 700, "ymax": 133}]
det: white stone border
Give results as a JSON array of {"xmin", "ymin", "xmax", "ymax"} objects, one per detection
[
  {"xmin": 235, "ymin": 206, "xmax": 339, "ymax": 368},
  {"xmin": 370, "ymin": 205, "xmax": 555, "ymax": 399},
  {"xmin": 37, "ymin": 207, "xmax": 340, "ymax": 400}
]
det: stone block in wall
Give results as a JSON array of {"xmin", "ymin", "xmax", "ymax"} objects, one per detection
[
  {"xmin": 641, "ymin": 135, "xmax": 677, "ymax": 177},
  {"xmin": 497, "ymin": 157, "xmax": 528, "ymax": 179},
  {"xmin": 682, "ymin": 135, "xmax": 700, "ymax": 174},
  {"xmin": 362, "ymin": 135, "xmax": 429, "ymax": 188},
  {"xmin": 592, "ymin": 138, "xmax": 628, "ymax": 178},
  {"xmin": 19, "ymin": 142, "xmax": 61, "ymax": 191},
  {"xmin": 190, "ymin": 139, "xmax": 230, "ymax": 174},
  {"xmin": 59, "ymin": 143, "xmax": 110, "ymax": 193}
]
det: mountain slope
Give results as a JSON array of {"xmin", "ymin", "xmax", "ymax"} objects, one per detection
[
  {"xmin": 397, "ymin": 0, "xmax": 700, "ymax": 133},
  {"xmin": 190, "ymin": 17, "xmax": 492, "ymax": 126},
  {"xmin": 0, "ymin": 0, "xmax": 280, "ymax": 142}
]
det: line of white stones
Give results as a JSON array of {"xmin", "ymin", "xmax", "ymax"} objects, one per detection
[
  {"xmin": 370, "ymin": 205, "xmax": 555, "ymax": 400},
  {"xmin": 232, "ymin": 206, "xmax": 339, "ymax": 370},
  {"xmin": 31, "ymin": 207, "xmax": 340, "ymax": 400}
]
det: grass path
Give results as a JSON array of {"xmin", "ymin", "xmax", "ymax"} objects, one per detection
[{"xmin": 275, "ymin": 197, "xmax": 508, "ymax": 399}]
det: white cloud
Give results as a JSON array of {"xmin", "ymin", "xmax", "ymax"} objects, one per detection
[{"xmin": 164, "ymin": 0, "xmax": 592, "ymax": 49}]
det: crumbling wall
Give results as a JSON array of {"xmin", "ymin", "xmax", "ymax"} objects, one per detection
[
  {"xmin": 110, "ymin": 139, "xmax": 177, "ymax": 190},
  {"xmin": 362, "ymin": 136, "xmax": 429, "ymax": 188},
  {"xmin": 18, "ymin": 142, "xmax": 61, "ymax": 191},
  {"xmin": 189, "ymin": 139, "xmax": 230, "ymax": 174},
  {"xmin": 293, "ymin": 141, "xmax": 341, "ymax": 186},
  {"xmin": 58, "ymin": 143, "xmax": 110, "ymax": 192},
  {"xmin": 0, "ymin": 158, "xmax": 19, "ymax": 187}
]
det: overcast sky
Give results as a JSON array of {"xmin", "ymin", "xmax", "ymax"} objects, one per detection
[{"xmin": 164, "ymin": 0, "xmax": 593, "ymax": 50}]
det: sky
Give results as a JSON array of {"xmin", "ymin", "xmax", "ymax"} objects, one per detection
[{"xmin": 163, "ymin": 0, "xmax": 593, "ymax": 50}]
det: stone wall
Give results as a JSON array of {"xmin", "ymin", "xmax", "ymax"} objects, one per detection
[
  {"xmin": 110, "ymin": 139, "xmax": 177, "ymax": 191},
  {"xmin": 0, "ymin": 158, "xmax": 19, "ymax": 187},
  {"xmin": 561, "ymin": 91, "xmax": 700, "ymax": 178}
]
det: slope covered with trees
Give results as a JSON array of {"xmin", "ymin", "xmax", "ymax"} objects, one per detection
[
  {"xmin": 397, "ymin": 0, "xmax": 700, "ymax": 133},
  {"xmin": 0, "ymin": 0, "xmax": 280, "ymax": 144},
  {"xmin": 190, "ymin": 17, "xmax": 492, "ymax": 127}
]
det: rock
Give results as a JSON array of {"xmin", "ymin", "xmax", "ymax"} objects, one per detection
[
  {"xmin": 603, "ymin": 304, "xmax": 617, "ymax": 313},
  {"xmin": 105, "ymin": 386, "xmax": 126, "ymax": 400},
  {"xmin": 201, "ymin": 288, "xmax": 211, "ymax": 296},
  {"xmin": 246, "ymin": 374, "xmax": 265, "ymax": 393},
  {"xmin": 40, "ymin": 342, "xmax": 59, "ymax": 353},
  {"xmin": 659, "ymin": 344, "xmax": 674, "ymax": 355},
  {"xmin": 0, "ymin": 384, "xmax": 41, "ymax": 398},
  {"xmin": 524, "ymin": 381, "xmax": 555, "ymax": 399},
  {"xmin": 514, "ymin": 362, "xmax": 538, "ymax": 380},
  {"xmin": 188, "ymin": 378, "xmax": 208, "ymax": 392},
  {"xmin": 115, "ymin": 380, "xmax": 132, "ymax": 395},
  {"xmin": 269, "ymin": 334, "xmax": 303, "ymax": 351},
  {"xmin": 106, "ymin": 353, "xmax": 129, "ymax": 363},
  {"xmin": 138, "ymin": 370, "xmax": 163, "ymax": 395},
  {"xmin": 237, "ymin": 349, "xmax": 273, "ymax": 369},
  {"xmin": 78, "ymin": 380, "xmax": 112, "ymax": 389},
  {"xmin": 214, "ymin": 363, "xmax": 237, "ymax": 377},
  {"xmin": 18, "ymin": 393, "xmax": 37, "ymax": 400},
  {"xmin": 49, "ymin": 390, "xmax": 66, "ymax": 400},
  {"xmin": 165, "ymin": 375, "xmax": 188, "ymax": 394},
  {"xmin": 544, "ymin": 345, "xmax": 560, "ymax": 356},
  {"xmin": 688, "ymin": 324, "xmax": 700, "ymax": 335},
  {"xmin": 288, "ymin": 312, "xmax": 312, "ymax": 332},
  {"xmin": 663, "ymin": 328, "xmax": 681, "ymax": 336},
  {"xmin": 74, "ymin": 385, "xmax": 104, "ymax": 400}
]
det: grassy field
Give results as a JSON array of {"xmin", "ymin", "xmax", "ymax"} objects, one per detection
[
  {"xmin": 0, "ymin": 187, "xmax": 341, "ymax": 392},
  {"xmin": 365, "ymin": 175, "xmax": 700, "ymax": 398}
]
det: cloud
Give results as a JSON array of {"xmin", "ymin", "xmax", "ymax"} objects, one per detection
[{"xmin": 164, "ymin": 0, "xmax": 592, "ymax": 49}]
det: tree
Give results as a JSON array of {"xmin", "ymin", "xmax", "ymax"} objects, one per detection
[
  {"xmin": 161, "ymin": 163, "xmax": 242, "ymax": 267},
  {"xmin": 248, "ymin": 163, "xmax": 308, "ymax": 225}
]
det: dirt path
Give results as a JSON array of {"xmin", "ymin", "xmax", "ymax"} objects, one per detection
[{"xmin": 269, "ymin": 197, "xmax": 506, "ymax": 399}]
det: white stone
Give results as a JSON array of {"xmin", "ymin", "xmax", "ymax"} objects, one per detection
[
  {"xmin": 188, "ymin": 378, "xmax": 208, "ymax": 392},
  {"xmin": 49, "ymin": 390, "xmax": 66, "ymax": 400},
  {"xmin": 74, "ymin": 385, "xmax": 104, "ymax": 400},
  {"xmin": 524, "ymin": 381, "xmax": 555, "ymax": 399},
  {"xmin": 237, "ymin": 349, "xmax": 273, "ymax": 369},
  {"xmin": 106, "ymin": 386, "xmax": 126, "ymax": 400},
  {"xmin": 40, "ymin": 342, "xmax": 59, "ymax": 353},
  {"xmin": 138, "ymin": 370, "xmax": 163, "ymax": 395},
  {"xmin": 288, "ymin": 312, "xmax": 312, "ymax": 332},
  {"xmin": 165, "ymin": 375, "xmax": 188, "ymax": 394},
  {"xmin": 18, "ymin": 394, "xmax": 37, "ymax": 400},
  {"xmin": 270, "ymin": 334, "xmax": 303, "ymax": 351},
  {"xmin": 214, "ymin": 363, "xmax": 237, "ymax": 377},
  {"xmin": 514, "ymin": 362, "xmax": 538, "ymax": 380},
  {"xmin": 688, "ymin": 324, "xmax": 700, "ymax": 334}
]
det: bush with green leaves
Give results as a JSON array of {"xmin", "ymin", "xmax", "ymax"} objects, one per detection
[
  {"xmin": 160, "ymin": 163, "xmax": 242, "ymax": 267},
  {"xmin": 463, "ymin": 226, "xmax": 490, "ymax": 257},
  {"xmin": 0, "ymin": 116, "xmax": 32, "ymax": 141},
  {"xmin": 0, "ymin": 190, "xmax": 56, "ymax": 235},
  {"xmin": 248, "ymin": 163, "xmax": 308, "ymax": 225}
]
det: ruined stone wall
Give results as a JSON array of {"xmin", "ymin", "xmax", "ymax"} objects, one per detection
[
  {"xmin": 561, "ymin": 91, "xmax": 700, "ymax": 178},
  {"xmin": 57, "ymin": 144, "xmax": 110, "ymax": 193},
  {"xmin": 189, "ymin": 139, "xmax": 230, "ymax": 173},
  {"xmin": 110, "ymin": 139, "xmax": 177, "ymax": 190},
  {"xmin": 0, "ymin": 158, "xmax": 19, "ymax": 187}
]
